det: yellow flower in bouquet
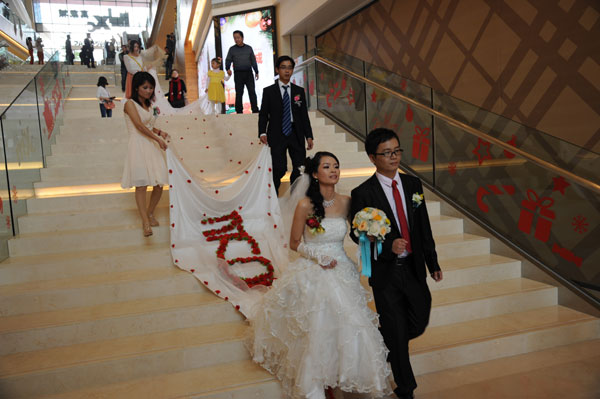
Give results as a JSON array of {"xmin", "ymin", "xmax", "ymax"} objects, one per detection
[{"xmin": 352, "ymin": 207, "xmax": 391, "ymax": 240}]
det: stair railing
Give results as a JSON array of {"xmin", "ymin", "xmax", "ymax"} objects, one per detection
[
  {"xmin": 293, "ymin": 53, "xmax": 599, "ymax": 309},
  {"xmin": 0, "ymin": 51, "xmax": 71, "ymax": 257}
]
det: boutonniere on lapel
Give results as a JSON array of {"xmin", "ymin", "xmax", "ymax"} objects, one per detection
[
  {"xmin": 293, "ymin": 94, "xmax": 302, "ymax": 106},
  {"xmin": 412, "ymin": 193, "xmax": 424, "ymax": 209}
]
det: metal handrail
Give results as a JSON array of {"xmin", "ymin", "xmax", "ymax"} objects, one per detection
[
  {"xmin": 297, "ymin": 55, "xmax": 600, "ymax": 195},
  {"xmin": 0, "ymin": 50, "xmax": 59, "ymax": 119}
]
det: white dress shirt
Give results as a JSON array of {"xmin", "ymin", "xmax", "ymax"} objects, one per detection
[{"xmin": 376, "ymin": 171, "xmax": 410, "ymax": 258}]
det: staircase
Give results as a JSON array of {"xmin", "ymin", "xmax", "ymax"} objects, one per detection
[{"xmin": 0, "ymin": 68, "xmax": 598, "ymax": 398}]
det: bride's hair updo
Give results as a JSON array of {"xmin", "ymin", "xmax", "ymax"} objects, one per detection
[{"xmin": 304, "ymin": 151, "xmax": 340, "ymax": 218}]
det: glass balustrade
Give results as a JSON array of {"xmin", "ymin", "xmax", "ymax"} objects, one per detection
[
  {"xmin": 293, "ymin": 48, "xmax": 599, "ymax": 305},
  {"xmin": 0, "ymin": 51, "xmax": 71, "ymax": 258}
]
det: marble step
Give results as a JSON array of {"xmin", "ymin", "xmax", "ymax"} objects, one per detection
[
  {"xmin": 39, "ymin": 360, "xmax": 281, "ymax": 399},
  {"xmin": 0, "ymin": 292, "xmax": 243, "ymax": 355},
  {"xmin": 428, "ymin": 278, "xmax": 557, "ymax": 327},
  {"xmin": 23, "ymin": 307, "xmax": 600, "ymax": 399},
  {"xmin": 16, "ymin": 205, "xmax": 456, "ymax": 237},
  {"xmin": 411, "ymin": 306, "xmax": 600, "ymax": 375},
  {"xmin": 0, "ymin": 322, "xmax": 252, "ymax": 398},
  {"xmin": 0, "ymin": 244, "xmax": 171, "ymax": 286},
  {"xmin": 26, "ymin": 192, "xmax": 169, "ymax": 214},
  {"xmin": 12, "ymin": 208, "xmax": 455, "ymax": 257},
  {"xmin": 429, "ymin": 253, "xmax": 521, "ymax": 291},
  {"xmin": 0, "ymin": 267, "xmax": 201, "ymax": 316},
  {"xmin": 415, "ymin": 339, "xmax": 600, "ymax": 398},
  {"xmin": 343, "ymin": 233, "xmax": 490, "ymax": 262}
]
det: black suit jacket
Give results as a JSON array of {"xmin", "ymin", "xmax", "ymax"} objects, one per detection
[
  {"xmin": 258, "ymin": 81, "xmax": 313, "ymax": 147},
  {"xmin": 350, "ymin": 173, "xmax": 441, "ymax": 288}
]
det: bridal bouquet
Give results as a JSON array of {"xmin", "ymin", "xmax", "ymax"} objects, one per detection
[
  {"xmin": 352, "ymin": 207, "xmax": 391, "ymax": 240},
  {"xmin": 352, "ymin": 207, "xmax": 391, "ymax": 278}
]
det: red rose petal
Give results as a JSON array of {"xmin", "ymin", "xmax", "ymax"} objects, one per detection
[
  {"xmin": 203, "ymin": 119, "xmax": 206, "ymax": 122},
  {"xmin": 274, "ymin": 224, "xmax": 277, "ymax": 229},
  {"xmin": 190, "ymin": 269, "xmax": 195, "ymax": 272},
  {"xmin": 206, "ymin": 146, "xmax": 210, "ymax": 149},
  {"xmin": 175, "ymin": 259, "xmax": 179, "ymax": 263},
  {"xmin": 225, "ymin": 296, "xmax": 229, "ymax": 301},
  {"xmin": 215, "ymin": 190, "xmax": 219, "ymax": 194},
  {"xmin": 170, "ymin": 205, "xmax": 173, "ymax": 208},
  {"xmin": 180, "ymin": 137, "xmax": 183, "ymax": 140},
  {"xmin": 245, "ymin": 170, "xmax": 248, "ymax": 174},
  {"xmin": 187, "ymin": 179, "xmax": 191, "ymax": 183},
  {"xmin": 194, "ymin": 117, "xmax": 197, "ymax": 120},
  {"xmin": 200, "ymin": 169, "xmax": 204, "ymax": 173},
  {"xmin": 169, "ymin": 169, "xmax": 173, "ymax": 174},
  {"xmin": 229, "ymin": 159, "xmax": 233, "ymax": 162},
  {"xmin": 267, "ymin": 212, "xmax": 271, "ymax": 216},
  {"xmin": 268, "ymin": 184, "xmax": 271, "ymax": 187},
  {"xmin": 204, "ymin": 281, "xmax": 208, "ymax": 285},
  {"xmin": 235, "ymin": 305, "xmax": 240, "ymax": 310},
  {"xmin": 169, "ymin": 185, "xmax": 173, "ymax": 188},
  {"xmin": 171, "ymin": 244, "xmax": 175, "ymax": 248},
  {"xmin": 258, "ymin": 166, "xmax": 261, "ymax": 169},
  {"xmin": 268, "ymin": 168, "xmax": 272, "ymax": 172},
  {"xmin": 215, "ymin": 290, "xmax": 221, "ymax": 294},
  {"xmin": 238, "ymin": 161, "xmax": 241, "ymax": 164},
  {"xmin": 171, "ymin": 223, "xmax": 175, "ymax": 227},
  {"xmin": 229, "ymin": 133, "xmax": 232, "ymax": 136},
  {"xmin": 239, "ymin": 206, "xmax": 243, "ymax": 210}
]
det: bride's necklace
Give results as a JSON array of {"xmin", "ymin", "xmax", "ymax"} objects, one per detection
[{"xmin": 323, "ymin": 196, "xmax": 335, "ymax": 208}]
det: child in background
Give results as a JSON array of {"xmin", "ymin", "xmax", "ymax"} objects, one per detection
[
  {"xmin": 206, "ymin": 57, "xmax": 229, "ymax": 114},
  {"xmin": 165, "ymin": 69, "xmax": 187, "ymax": 108},
  {"xmin": 96, "ymin": 76, "xmax": 114, "ymax": 118}
]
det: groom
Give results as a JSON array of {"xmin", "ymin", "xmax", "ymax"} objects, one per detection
[
  {"xmin": 259, "ymin": 55, "xmax": 313, "ymax": 195},
  {"xmin": 350, "ymin": 128, "xmax": 443, "ymax": 399}
]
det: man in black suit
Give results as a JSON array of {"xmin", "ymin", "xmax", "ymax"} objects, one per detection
[
  {"xmin": 350, "ymin": 128, "xmax": 443, "ymax": 399},
  {"xmin": 259, "ymin": 56, "xmax": 314, "ymax": 194}
]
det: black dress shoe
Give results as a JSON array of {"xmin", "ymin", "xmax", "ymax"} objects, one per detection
[{"xmin": 394, "ymin": 388, "xmax": 414, "ymax": 399}]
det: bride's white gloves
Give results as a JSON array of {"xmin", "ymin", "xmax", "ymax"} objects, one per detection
[{"xmin": 297, "ymin": 243, "xmax": 337, "ymax": 269}]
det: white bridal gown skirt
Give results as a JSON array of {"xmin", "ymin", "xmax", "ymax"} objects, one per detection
[{"xmin": 250, "ymin": 218, "xmax": 392, "ymax": 399}]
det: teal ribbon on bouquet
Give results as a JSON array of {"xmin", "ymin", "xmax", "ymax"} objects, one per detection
[{"xmin": 359, "ymin": 232, "xmax": 382, "ymax": 278}]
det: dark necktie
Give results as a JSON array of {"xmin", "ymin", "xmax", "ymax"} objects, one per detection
[
  {"xmin": 392, "ymin": 179, "xmax": 412, "ymax": 253},
  {"xmin": 282, "ymin": 85, "xmax": 292, "ymax": 136}
]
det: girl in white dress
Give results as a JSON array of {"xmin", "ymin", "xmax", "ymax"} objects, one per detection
[
  {"xmin": 251, "ymin": 152, "xmax": 392, "ymax": 399},
  {"xmin": 123, "ymin": 40, "xmax": 145, "ymax": 99},
  {"xmin": 121, "ymin": 71, "xmax": 170, "ymax": 237}
]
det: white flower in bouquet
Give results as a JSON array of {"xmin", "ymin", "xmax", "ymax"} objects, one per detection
[{"xmin": 352, "ymin": 207, "xmax": 391, "ymax": 241}]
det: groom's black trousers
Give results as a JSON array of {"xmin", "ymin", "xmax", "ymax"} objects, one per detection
[
  {"xmin": 271, "ymin": 124, "xmax": 305, "ymax": 195},
  {"xmin": 371, "ymin": 255, "xmax": 432, "ymax": 395}
]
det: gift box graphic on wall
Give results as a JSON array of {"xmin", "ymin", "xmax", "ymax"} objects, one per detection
[
  {"xmin": 412, "ymin": 126, "xmax": 430, "ymax": 162},
  {"xmin": 517, "ymin": 189, "xmax": 555, "ymax": 242}
]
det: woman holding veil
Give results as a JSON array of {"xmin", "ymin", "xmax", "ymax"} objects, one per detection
[{"xmin": 250, "ymin": 152, "xmax": 392, "ymax": 399}]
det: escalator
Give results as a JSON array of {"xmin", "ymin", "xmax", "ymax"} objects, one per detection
[{"xmin": 292, "ymin": 48, "xmax": 600, "ymax": 308}]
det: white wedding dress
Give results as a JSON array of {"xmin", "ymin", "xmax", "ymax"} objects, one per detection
[{"xmin": 250, "ymin": 217, "xmax": 392, "ymax": 399}]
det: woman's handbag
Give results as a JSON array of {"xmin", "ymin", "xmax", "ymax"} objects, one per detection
[{"xmin": 104, "ymin": 100, "xmax": 115, "ymax": 110}]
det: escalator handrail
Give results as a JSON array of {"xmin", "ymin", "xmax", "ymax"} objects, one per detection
[{"xmin": 297, "ymin": 55, "xmax": 600, "ymax": 195}]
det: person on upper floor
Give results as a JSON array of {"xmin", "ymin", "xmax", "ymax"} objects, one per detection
[{"xmin": 225, "ymin": 30, "xmax": 259, "ymax": 114}]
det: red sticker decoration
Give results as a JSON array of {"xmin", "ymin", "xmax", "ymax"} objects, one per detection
[
  {"xmin": 472, "ymin": 138, "xmax": 492, "ymax": 166},
  {"xmin": 503, "ymin": 135, "xmax": 517, "ymax": 159},
  {"xmin": 412, "ymin": 126, "xmax": 430, "ymax": 162},
  {"xmin": 552, "ymin": 176, "xmax": 570, "ymax": 195},
  {"xmin": 405, "ymin": 104, "xmax": 413, "ymax": 122},
  {"xmin": 572, "ymin": 215, "xmax": 588, "ymax": 234},
  {"xmin": 476, "ymin": 185, "xmax": 515, "ymax": 212},
  {"xmin": 552, "ymin": 243, "xmax": 582, "ymax": 267},
  {"xmin": 448, "ymin": 162, "xmax": 457, "ymax": 175},
  {"xmin": 517, "ymin": 189, "xmax": 555, "ymax": 242}
]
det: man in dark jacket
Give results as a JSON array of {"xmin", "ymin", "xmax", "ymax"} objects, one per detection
[
  {"xmin": 225, "ymin": 30, "xmax": 259, "ymax": 114},
  {"xmin": 259, "ymin": 56, "xmax": 313, "ymax": 194},
  {"xmin": 350, "ymin": 128, "xmax": 443, "ymax": 399}
]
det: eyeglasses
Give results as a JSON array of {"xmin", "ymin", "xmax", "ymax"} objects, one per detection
[
  {"xmin": 278, "ymin": 66, "xmax": 294, "ymax": 70},
  {"xmin": 374, "ymin": 149, "xmax": 403, "ymax": 158}
]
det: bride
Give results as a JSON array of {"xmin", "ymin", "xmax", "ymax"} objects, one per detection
[{"xmin": 250, "ymin": 152, "xmax": 392, "ymax": 399}]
